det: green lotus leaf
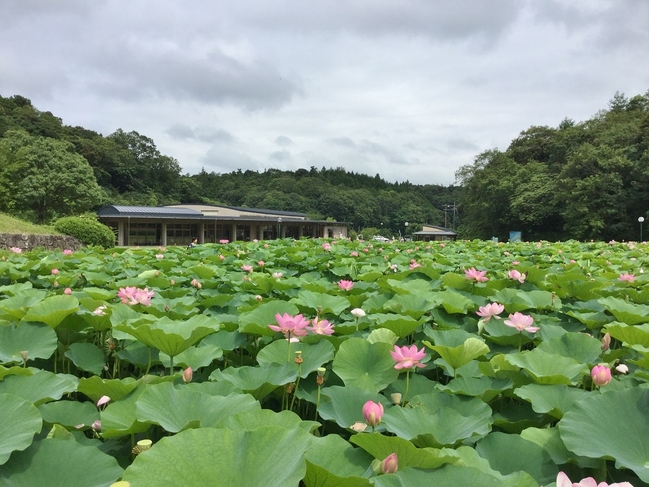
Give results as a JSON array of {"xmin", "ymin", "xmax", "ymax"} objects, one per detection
[
  {"xmin": 201, "ymin": 330, "xmax": 247, "ymax": 351},
  {"xmin": 431, "ymin": 289, "xmax": 475, "ymax": 314},
  {"xmin": 77, "ymin": 376, "xmax": 139, "ymax": 403},
  {"xmin": 209, "ymin": 363, "xmax": 297, "ymax": 400},
  {"xmin": 79, "ymin": 287, "xmax": 115, "ymax": 301},
  {"xmin": 332, "ymin": 338, "xmax": 399, "ymax": 393},
  {"xmin": 304, "ymin": 435, "xmax": 373, "ymax": 487},
  {"xmin": 38, "ymin": 400, "xmax": 98, "ymax": 429},
  {"xmin": 121, "ymin": 426, "xmax": 312, "ymax": 487},
  {"xmin": 366, "ymin": 327, "xmax": 399, "ymax": 346},
  {"xmin": 381, "ymin": 294, "xmax": 434, "ymax": 319},
  {"xmin": 0, "ymin": 393, "xmax": 42, "ymax": 465},
  {"xmin": 521, "ymin": 427, "xmax": 601, "ymax": 468},
  {"xmin": 382, "ymin": 392, "xmax": 492, "ymax": 447},
  {"xmin": 293, "ymin": 289, "xmax": 351, "ymax": 315},
  {"xmin": 0, "ymin": 370, "xmax": 78, "ymax": 406},
  {"xmin": 566, "ymin": 310, "xmax": 612, "ymax": 329},
  {"xmin": 238, "ymin": 300, "xmax": 300, "ymax": 336},
  {"xmin": 257, "ymin": 339, "xmax": 335, "ymax": 377},
  {"xmin": 115, "ymin": 314, "xmax": 220, "ymax": 359},
  {"xmin": 559, "ymin": 387, "xmax": 649, "ymax": 482},
  {"xmin": 425, "ymin": 337, "xmax": 489, "ymax": 373},
  {"xmin": 316, "ymin": 385, "xmax": 389, "ymax": 428},
  {"xmin": 371, "ymin": 313, "xmax": 426, "ymax": 338},
  {"xmin": 100, "ymin": 385, "xmax": 153, "ymax": 439},
  {"xmin": 0, "ymin": 322, "xmax": 57, "ymax": 364},
  {"xmin": 598, "ymin": 296, "xmax": 649, "ymax": 325},
  {"xmin": 505, "ymin": 349, "xmax": 588, "ymax": 385},
  {"xmin": 0, "ymin": 365, "xmax": 32, "ymax": 381},
  {"xmin": 21, "ymin": 295, "xmax": 79, "ymax": 328},
  {"xmin": 475, "ymin": 432, "xmax": 558, "ymax": 485},
  {"xmin": 536, "ymin": 332, "xmax": 603, "ymax": 364},
  {"xmin": 491, "ymin": 288, "xmax": 558, "ymax": 312},
  {"xmin": 64, "ymin": 342, "xmax": 106, "ymax": 375},
  {"xmin": 136, "ymin": 382, "xmax": 259, "ymax": 433},
  {"xmin": 605, "ymin": 321, "xmax": 649, "ymax": 347},
  {"xmin": 0, "ymin": 290, "xmax": 47, "ymax": 321},
  {"xmin": 0, "ymin": 438, "xmax": 123, "ymax": 486},
  {"xmin": 159, "ymin": 343, "xmax": 222, "ymax": 370},
  {"xmin": 117, "ymin": 341, "xmax": 160, "ymax": 369},
  {"xmin": 351, "ymin": 432, "xmax": 460, "ymax": 470},
  {"xmin": 437, "ymin": 376, "xmax": 514, "ymax": 402},
  {"xmin": 223, "ymin": 408, "xmax": 319, "ymax": 433},
  {"xmin": 515, "ymin": 384, "xmax": 591, "ymax": 419}
]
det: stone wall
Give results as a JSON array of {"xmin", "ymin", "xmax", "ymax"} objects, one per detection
[{"xmin": 0, "ymin": 233, "xmax": 83, "ymax": 252}]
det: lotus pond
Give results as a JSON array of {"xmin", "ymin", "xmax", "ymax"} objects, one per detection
[{"xmin": 0, "ymin": 238, "xmax": 648, "ymax": 486}]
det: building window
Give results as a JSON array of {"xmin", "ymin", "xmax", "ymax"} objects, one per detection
[
  {"xmin": 129, "ymin": 223, "xmax": 161, "ymax": 246},
  {"xmin": 236, "ymin": 225, "xmax": 251, "ymax": 241},
  {"xmin": 166, "ymin": 223, "xmax": 198, "ymax": 246}
]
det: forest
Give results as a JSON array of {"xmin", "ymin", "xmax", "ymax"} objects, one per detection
[{"xmin": 0, "ymin": 90, "xmax": 648, "ymax": 241}]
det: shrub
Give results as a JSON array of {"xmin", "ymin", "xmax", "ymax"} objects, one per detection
[{"xmin": 54, "ymin": 216, "xmax": 115, "ymax": 248}]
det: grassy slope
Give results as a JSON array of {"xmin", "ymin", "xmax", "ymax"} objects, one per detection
[{"xmin": 0, "ymin": 212, "xmax": 60, "ymax": 235}]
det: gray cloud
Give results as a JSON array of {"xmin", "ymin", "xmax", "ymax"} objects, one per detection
[
  {"xmin": 326, "ymin": 137, "xmax": 356, "ymax": 148},
  {"xmin": 275, "ymin": 136, "xmax": 293, "ymax": 146},
  {"xmin": 270, "ymin": 150, "xmax": 291, "ymax": 161}
]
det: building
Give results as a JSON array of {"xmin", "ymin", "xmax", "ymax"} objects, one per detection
[
  {"xmin": 97, "ymin": 204, "xmax": 348, "ymax": 246},
  {"xmin": 411, "ymin": 224, "xmax": 457, "ymax": 242}
]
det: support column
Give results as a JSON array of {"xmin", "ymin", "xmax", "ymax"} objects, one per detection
[
  {"xmin": 199, "ymin": 223, "xmax": 205, "ymax": 244},
  {"xmin": 231, "ymin": 223, "xmax": 237, "ymax": 242},
  {"xmin": 117, "ymin": 221, "xmax": 125, "ymax": 246},
  {"xmin": 161, "ymin": 223, "xmax": 167, "ymax": 246}
]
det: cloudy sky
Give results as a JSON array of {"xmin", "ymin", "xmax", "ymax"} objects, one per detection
[{"xmin": 1, "ymin": 1, "xmax": 648, "ymax": 185}]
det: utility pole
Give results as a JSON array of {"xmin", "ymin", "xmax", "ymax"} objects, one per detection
[{"xmin": 443, "ymin": 203, "xmax": 457, "ymax": 230}]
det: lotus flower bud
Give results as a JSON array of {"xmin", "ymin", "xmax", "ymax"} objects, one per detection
[
  {"xmin": 91, "ymin": 420, "xmax": 102, "ymax": 431},
  {"xmin": 351, "ymin": 308, "xmax": 366, "ymax": 318},
  {"xmin": 183, "ymin": 367, "xmax": 193, "ymax": 383},
  {"xmin": 64, "ymin": 287, "xmax": 72, "ymax": 295},
  {"xmin": 380, "ymin": 453, "xmax": 398, "ymax": 474},
  {"xmin": 601, "ymin": 332, "xmax": 611, "ymax": 351},
  {"xmin": 362, "ymin": 400, "xmax": 383, "ymax": 427},
  {"xmin": 591, "ymin": 365, "xmax": 612, "ymax": 387},
  {"xmin": 96, "ymin": 395, "xmax": 111, "ymax": 407},
  {"xmin": 20, "ymin": 350, "xmax": 29, "ymax": 362},
  {"xmin": 615, "ymin": 363, "xmax": 629, "ymax": 374},
  {"xmin": 390, "ymin": 393, "xmax": 402, "ymax": 405}
]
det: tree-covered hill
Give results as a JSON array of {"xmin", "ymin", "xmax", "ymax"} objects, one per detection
[
  {"xmin": 0, "ymin": 94, "xmax": 459, "ymax": 235},
  {"xmin": 456, "ymin": 90, "xmax": 649, "ymax": 242}
]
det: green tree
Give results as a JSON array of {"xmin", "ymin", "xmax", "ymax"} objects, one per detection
[{"xmin": 0, "ymin": 131, "xmax": 103, "ymax": 223}]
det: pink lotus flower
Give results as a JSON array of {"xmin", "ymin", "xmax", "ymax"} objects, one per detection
[
  {"xmin": 272, "ymin": 272, "xmax": 283, "ymax": 279},
  {"xmin": 241, "ymin": 265, "xmax": 253, "ymax": 273},
  {"xmin": 64, "ymin": 287, "xmax": 72, "ymax": 295},
  {"xmin": 91, "ymin": 420, "xmax": 102, "ymax": 431},
  {"xmin": 476, "ymin": 303, "xmax": 504, "ymax": 322},
  {"xmin": 10, "ymin": 247, "xmax": 22, "ymax": 253},
  {"xmin": 322, "ymin": 242, "xmax": 332, "ymax": 251},
  {"xmin": 258, "ymin": 260, "xmax": 265, "ymax": 267},
  {"xmin": 219, "ymin": 239, "xmax": 229, "ymax": 244},
  {"xmin": 380, "ymin": 453, "xmax": 398, "ymax": 474},
  {"xmin": 507, "ymin": 269, "xmax": 526, "ymax": 283},
  {"xmin": 591, "ymin": 365, "xmax": 612, "ymax": 387},
  {"xmin": 269, "ymin": 313, "xmax": 310, "ymax": 338},
  {"xmin": 362, "ymin": 400, "xmax": 384, "ymax": 426},
  {"xmin": 132, "ymin": 288, "xmax": 154, "ymax": 306},
  {"xmin": 191, "ymin": 278, "xmax": 202, "ymax": 289},
  {"xmin": 465, "ymin": 267, "xmax": 488, "ymax": 282},
  {"xmin": 338, "ymin": 279, "xmax": 354, "ymax": 291},
  {"xmin": 619, "ymin": 273, "xmax": 635, "ymax": 282},
  {"xmin": 93, "ymin": 305, "xmax": 107, "ymax": 316},
  {"xmin": 503, "ymin": 312, "xmax": 539, "ymax": 333},
  {"xmin": 51, "ymin": 268, "xmax": 59, "ymax": 275},
  {"xmin": 155, "ymin": 254, "xmax": 164, "ymax": 259},
  {"xmin": 117, "ymin": 286, "xmax": 138, "ymax": 304},
  {"xmin": 556, "ymin": 471, "xmax": 633, "ymax": 487},
  {"xmin": 308, "ymin": 318, "xmax": 335, "ymax": 335},
  {"xmin": 63, "ymin": 249, "xmax": 73, "ymax": 255},
  {"xmin": 409, "ymin": 260, "xmax": 421, "ymax": 270},
  {"xmin": 390, "ymin": 345, "xmax": 426, "ymax": 370},
  {"xmin": 350, "ymin": 251, "xmax": 359, "ymax": 257}
]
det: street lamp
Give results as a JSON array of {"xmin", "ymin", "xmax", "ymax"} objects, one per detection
[
  {"xmin": 405, "ymin": 222, "xmax": 409, "ymax": 240},
  {"xmin": 277, "ymin": 217, "xmax": 282, "ymax": 240},
  {"xmin": 639, "ymin": 217, "xmax": 645, "ymax": 242}
]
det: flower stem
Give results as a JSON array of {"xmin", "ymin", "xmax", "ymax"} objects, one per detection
[
  {"xmin": 404, "ymin": 369, "xmax": 411, "ymax": 403},
  {"xmin": 290, "ymin": 365, "xmax": 302, "ymax": 411},
  {"xmin": 314, "ymin": 385, "xmax": 322, "ymax": 421}
]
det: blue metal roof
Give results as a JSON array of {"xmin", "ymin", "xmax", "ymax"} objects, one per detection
[{"xmin": 97, "ymin": 205, "xmax": 204, "ymax": 218}]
